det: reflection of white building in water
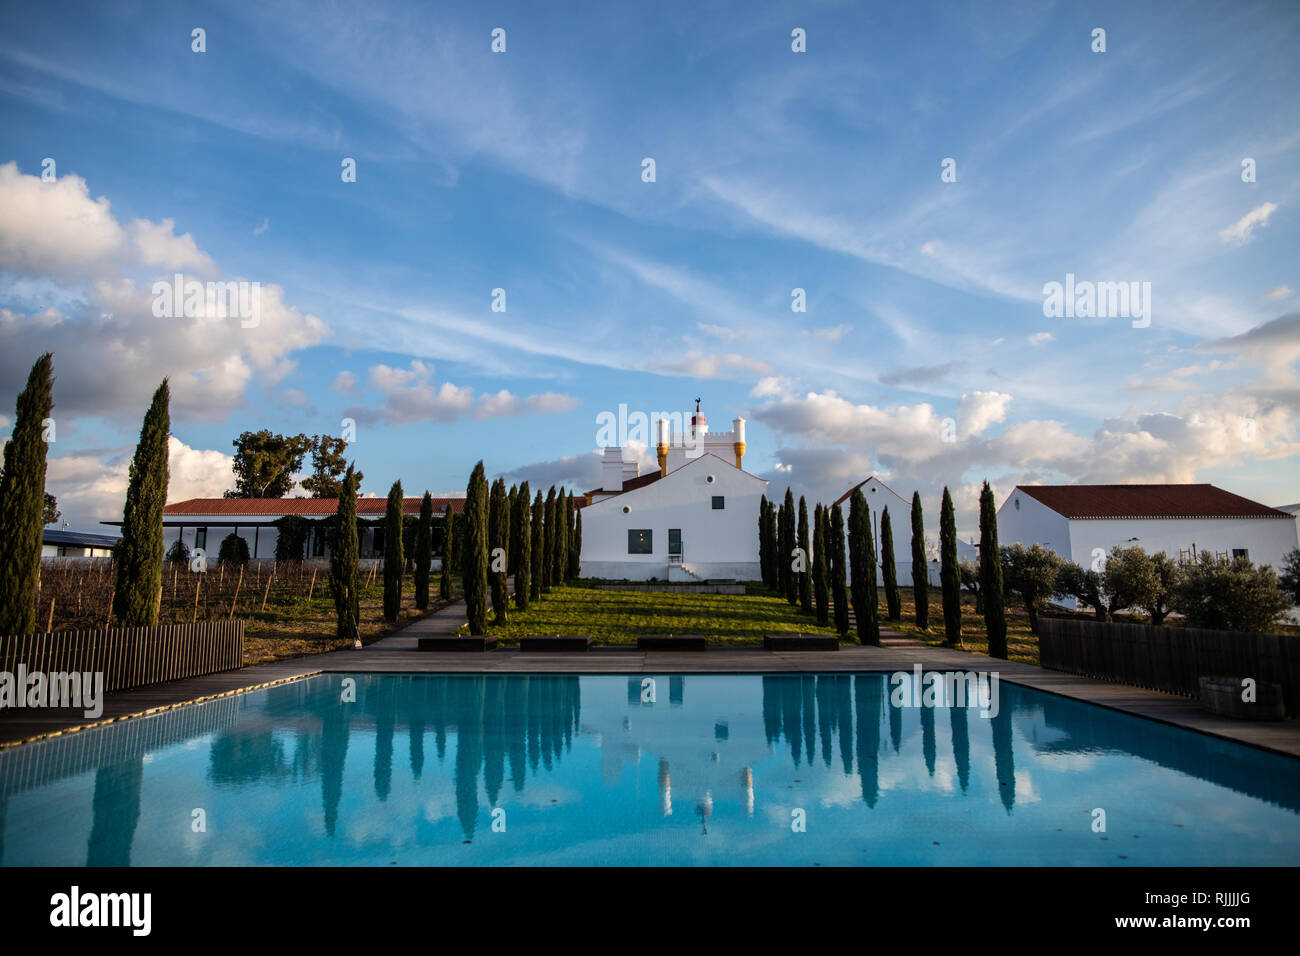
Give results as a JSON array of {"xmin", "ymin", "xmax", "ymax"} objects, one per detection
[{"xmin": 583, "ymin": 675, "xmax": 771, "ymax": 821}]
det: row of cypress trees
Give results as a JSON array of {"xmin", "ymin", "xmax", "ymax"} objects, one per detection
[
  {"xmin": 461, "ymin": 466, "xmax": 581, "ymax": 636},
  {"xmin": 0, "ymin": 354, "xmax": 175, "ymax": 635},
  {"xmin": 756, "ymin": 482, "xmax": 1009, "ymax": 658}
]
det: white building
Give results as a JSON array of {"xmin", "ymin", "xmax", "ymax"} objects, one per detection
[
  {"xmin": 579, "ymin": 403, "xmax": 767, "ymax": 581},
  {"xmin": 832, "ymin": 476, "xmax": 978, "ymax": 586},
  {"xmin": 996, "ymin": 483, "xmax": 1300, "ymax": 570}
]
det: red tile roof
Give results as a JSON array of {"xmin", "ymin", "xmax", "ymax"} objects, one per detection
[
  {"xmin": 1015, "ymin": 484, "xmax": 1292, "ymax": 520},
  {"xmin": 833, "ymin": 475, "xmax": 911, "ymax": 508},
  {"xmin": 583, "ymin": 471, "xmax": 662, "ymax": 501},
  {"xmin": 164, "ymin": 497, "xmax": 466, "ymax": 517}
]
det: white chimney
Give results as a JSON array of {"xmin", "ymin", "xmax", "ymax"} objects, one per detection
[{"xmin": 602, "ymin": 447, "xmax": 625, "ymax": 492}]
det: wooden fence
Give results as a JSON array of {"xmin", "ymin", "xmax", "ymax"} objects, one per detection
[
  {"xmin": 1038, "ymin": 616, "xmax": 1300, "ymax": 715},
  {"xmin": 0, "ymin": 621, "xmax": 244, "ymax": 695}
]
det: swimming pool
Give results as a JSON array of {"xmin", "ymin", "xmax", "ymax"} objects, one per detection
[{"xmin": 1, "ymin": 673, "xmax": 1296, "ymax": 866}]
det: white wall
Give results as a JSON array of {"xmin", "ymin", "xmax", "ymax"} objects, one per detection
[
  {"xmin": 581, "ymin": 455, "xmax": 767, "ymax": 581},
  {"xmin": 1064, "ymin": 516, "xmax": 1299, "ymax": 570},
  {"xmin": 997, "ymin": 492, "xmax": 1073, "ymax": 555}
]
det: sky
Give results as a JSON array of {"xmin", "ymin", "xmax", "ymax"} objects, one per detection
[{"xmin": 1, "ymin": 0, "xmax": 1297, "ymax": 541}]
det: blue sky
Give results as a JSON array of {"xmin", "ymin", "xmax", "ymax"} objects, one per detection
[{"xmin": 1, "ymin": 0, "xmax": 1297, "ymax": 537}]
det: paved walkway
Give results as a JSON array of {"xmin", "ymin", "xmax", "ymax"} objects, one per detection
[{"xmin": 3, "ymin": 598, "xmax": 1298, "ymax": 758}]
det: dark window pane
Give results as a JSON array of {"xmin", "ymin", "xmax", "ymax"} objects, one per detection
[
  {"xmin": 628, "ymin": 529, "xmax": 653, "ymax": 554},
  {"xmin": 712, "ymin": 496, "xmax": 725, "ymax": 510},
  {"xmin": 668, "ymin": 529, "xmax": 682, "ymax": 555}
]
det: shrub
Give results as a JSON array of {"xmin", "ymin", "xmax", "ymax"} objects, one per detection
[
  {"xmin": 218, "ymin": 532, "xmax": 250, "ymax": 566},
  {"xmin": 1172, "ymin": 552, "xmax": 1290, "ymax": 632},
  {"xmin": 166, "ymin": 538, "xmax": 191, "ymax": 567},
  {"xmin": 1280, "ymin": 548, "xmax": 1300, "ymax": 606},
  {"xmin": 273, "ymin": 515, "xmax": 310, "ymax": 562}
]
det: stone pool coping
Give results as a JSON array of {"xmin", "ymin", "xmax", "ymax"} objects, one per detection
[{"xmin": 2, "ymin": 599, "xmax": 1298, "ymax": 759}]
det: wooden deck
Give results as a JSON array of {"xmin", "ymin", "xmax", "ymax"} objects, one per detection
[{"xmin": 3, "ymin": 599, "xmax": 1298, "ymax": 758}]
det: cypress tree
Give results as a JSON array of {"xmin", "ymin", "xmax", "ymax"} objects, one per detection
[
  {"xmin": 463, "ymin": 462, "xmax": 489, "ymax": 635},
  {"xmin": 542, "ymin": 486, "xmax": 556, "ymax": 592},
  {"xmin": 382, "ymin": 480, "xmax": 404, "ymax": 622},
  {"xmin": 515, "ymin": 480, "xmax": 531, "ymax": 609},
  {"xmin": 439, "ymin": 504, "xmax": 454, "ymax": 600},
  {"xmin": 910, "ymin": 491, "xmax": 930, "ymax": 629},
  {"xmin": 489, "ymin": 476, "xmax": 510, "ymax": 623},
  {"xmin": 797, "ymin": 496, "xmax": 812, "ymax": 614},
  {"xmin": 414, "ymin": 492, "xmax": 433, "ymax": 609},
  {"xmin": 330, "ymin": 465, "xmax": 360, "ymax": 641},
  {"xmin": 780, "ymin": 488, "xmax": 796, "ymax": 604},
  {"xmin": 980, "ymin": 480, "xmax": 1008, "ymax": 659},
  {"xmin": 765, "ymin": 499, "xmax": 779, "ymax": 590},
  {"xmin": 940, "ymin": 486, "xmax": 962, "ymax": 647},
  {"xmin": 812, "ymin": 504, "xmax": 829, "ymax": 625},
  {"xmin": 507, "ymin": 483, "xmax": 520, "ymax": 576},
  {"xmin": 830, "ymin": 502, "xmax": 850, "ymax": 636},
  {"xmin": 880, "ymin": 506, "xmax": 902, "ymax": 621},
  {"xmin": 112, "ymin": 379, "xmax": 170, "ymax": 627},
  {"xmin": 563, "ymin": 491, "xmax": 575, "ymax": 581},
  {"xmin": 530, "ymin": 490, "xmax": 544, "ymax": 600},
  {"xmin": 571, "ymin": 506, "xmax": 582, "ymax": 579},
  {"xmin": 757, "ymin": 495, "xmax": 770, "ymax": 588},
  {"xmin": 848, "ymin": 489, "xmax": 880, "ymax": 645},
  {"xmin": 553, "ymin": 486, "xmax": 568, "ymax": 586},
  {"xmin": 0, "ymin": 353, "xmax": 54, "ymax": 635}
]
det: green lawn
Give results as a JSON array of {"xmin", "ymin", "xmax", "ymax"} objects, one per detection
[{"xmin": 479, "ymin": 581, "xmax": 843, "ymax": 645}]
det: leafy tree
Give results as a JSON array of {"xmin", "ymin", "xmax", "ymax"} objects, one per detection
[
  {"xmin": 113, "ymin": 380, "xmax": 170, "ymax": 627},
  {"xmin": 489, "ymin": 477, "xmax": 509, "ymax": 623},
  {"xmin": 1097, "ymin": 545, "xmax": 1184, "ymax": 623},
  {"xmin": 1279, "ymin": 549, "xmax": 1300, "ymax": 606},
  {"xmin": 1001, "ymin": 543, "xmax": 1063, "ymax": 633},
  {"xmin": 166, "ymin": 538, "xmax": 191, "ymax": 567},
  {"xmin": 463, "ymin": 463, "xmax": 489, "ymax": 634},
  {"xmin": 848, "ymin": 489, "xmax": 880, "ymax": 645},
  {"xmin": 218, "ymin": 532, "xmax": 250, "ymax": 566},
  {"xmin": 43, "ymin": 493, "xmax": 59, "ymax": 526},
  {"xmin": 0, "ymin": 353, "xmax": 54, "ymax": 635},
  {"xmin": 880, "ymin": 506, "xmax": 901, "ymax": 621},
  {"xmin": 515, "ymin": 480, "xmax": 531, "ymax": 609},
  {"xmin": 382, "ymin": 481, "xmax": 404, "ymax": 622},
  {"xmin": 829, "ymin": 502, "xmax": 850, "ymax": 636},
  {"xmin": 530, "ymin": 490, "xmax": 544, "ymax": 601},
  {"xmin": 812, "ymin": 503, "xmax": 829, "ymax": 625},
  {"xmin": 225, "ymin": 430, "xmax": 312, "ymax": 498},
  {"xmin": 439, "ymin": 504, "xmax": 455, "ymax": 600},
  {"xmin": 1058, "ymin": 561, "xmax": 1108, "ymax": 620},
  {"xmin": 910, "ymin": 491, "xmax": 930, "ymax": 629},
  {"xmin": 273, "ymin": 514, "xmax": 311, "ymax": 562},
  {"xmin": 797, "ymin": 496, "xmax": 812, "ymax": 614},
  {"xmin": 959, "ymin": 557, "xmax": 983, "ymax": 614},
  {"xmin": 414, "ymin": 492, "xmax": 433, "ymax": 609},
  {"xmin": 780, "ymin": 489, "xmax": 797, "ymax": 604},
  {"xmin": 1173, "ymin": 552, "xmax": 1290, "ymax": 632},
  {"xmin": 1145, "ymin": 551, "xmax": 1183, "ymax": 626},
  {"xmin": 939, "ymin": 487, "xmax": 962, "ymax": 646},
  {"xmin": 329, "ymin": 466, "xmax": 360, "ymax": 641},
  {"xmin": 299, "ymin": 435, "xmax": 360, "ymax": 498},
  {"xmin": 979, "ymin": 481, "xmax": 1007, "ymax": 659}
]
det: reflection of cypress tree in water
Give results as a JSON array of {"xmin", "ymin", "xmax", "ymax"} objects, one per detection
[
  {"xmin": 921, "ymin": 702, "xmax": 936, "ymax": 777},
  {"xmin": 374, "ymin": 687, "xmax": 395, "ymax": 802},
  {"xmin": 320, "ymin": 707, "xmax": 350, "ymax": 838},
  {"xmin": 528, "ymin": 678, "xmax": 543, "ymax": 772},
  {"xmin": 669, "ymin": 675, "xmax": 684, "ymax": 706},
  {"xmin": 0, "ymin": 792, "xmax": 6, "ymax": 865},
  {"xmin": 762, "ymin": 676, "xmax": 781, "ymax": 745},
  {"xmin": 834, "ymin": 675, "xmax": 854, "ymax": 775},
  {"xmin": 409, "ymin": 709, "xmax": 425, "ymax": 782},
  {"xmin": 87, "ymin": 756, "xmax": 142, "ymax": 866},
  {"xmin": 889, "ymin": 689, "xmax": 902, "ymax": 755},
  {"xmin": 483, "ymin": 677, "xmax": 506, "ymax": 805},
  {"xmin": 800, "ymin": 675, "xmax": 816, "ymax": 768},
  {"xmin": 208, "ymin": 728, "xmax": 288, "ymax": 786},
  {"xmin": 506, "ymin": 677, "xmax": 528, "ymax": 793},
  {"xmin": 780, "ymin": 677, "xmax": 802, "ymax": 766},
  {"xmin": 455, "ymin": 676, "xmax": 486, "ymax": 839},
  {"xmin": 991, "ymin": 704, "xmax": 1015, "ymax": 814},
  {"xmin": 433, "ymin": 675, "xmax": 448, "ymax": 763},
  {"xmin": 816, "ymin": 676, "xmax": 835, "ymax": 769},
  {"xmin": 950, "ymin": 702, "xmax": 970, "ymax": 793},
  {"xmin": 854, "ymin": 675, "xmax": 882, "ymax": 807}
]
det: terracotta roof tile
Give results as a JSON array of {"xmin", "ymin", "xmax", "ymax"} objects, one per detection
[
  {"xmin": 1015, "ymin": 484, "xmax": 1292, "ymax": 520},
  {"xmin": 163, "ymin": 497, "xmax": 466, "ymax": 517}
]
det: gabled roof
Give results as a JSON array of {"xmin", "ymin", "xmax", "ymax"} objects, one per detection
[
  {"xmin": 833, "ymin": 475, "xmax": 911, "ymax": 508},
  {"xmin": 1013, "ymin": 484, "xmax": 1293, "ymax": 520},
  {"xmin": 583, "ymin": 452, "xmax": 766, "ymax": 503},
  {"xmin": 162, "ymin": 497, "xmax": 467, "ymax": 517}
]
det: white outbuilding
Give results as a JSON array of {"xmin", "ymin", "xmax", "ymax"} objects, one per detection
[{"xmin": 996, "ymin": 483, "xmax": 1300, "ymax": 570}]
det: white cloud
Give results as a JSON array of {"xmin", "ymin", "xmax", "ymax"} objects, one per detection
[
  {"xmin": 958, "ymin": 391, "xmax": 1012, "ymax": 437},
  {"xmin": 0, "ymin": 161, "xmax": 124, "ymax": 274},
  {"xmin": 346, "ymin": 361, "xmax": 577, "ymax": 426},
  {"xmin": 128, "ymin": 218, "xmax": 216, "ymax": 274},
  {"xmin": 331, "ymin": 370, "xmax": 357, "ymax": 392},
  {"xmin": 1261, "ymin": 285, "xmax": 1292, "ymax": 301},
  {"xmin": 1027, "ymin": 332, "xmax": 1054, "ymax": 346},
  {"xmin": 1218, "ymin": 201, "xmax": 1278, "ymax": 246},
  {"xmin": 253, "ymin": 218, "xmax": 270, "ymax": 236}
]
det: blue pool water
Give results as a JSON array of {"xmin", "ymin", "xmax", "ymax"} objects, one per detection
[{"xmin": 1, "ymin": 673, "xmax": 1297, "ymax": 866}]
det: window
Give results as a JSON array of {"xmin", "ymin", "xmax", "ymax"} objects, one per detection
[
  {"xmin": 195, "ymin": 527, "xmax": 207, "ymax": 551},
  {"xmin": 373, "ymin": 527, "xmax": 384, "ymax": 556},
  {"xmin": 1232, "ymin": 548, "xmax": 1249, "ymax": 560},
  {"xmin": 628, "ymin": 529, "xmax": 653, "ymax": 554},
  {"xmin": 313, "ymin": 527, "xmax": 325, "ymax": 557},
  {"xmin": 712, "ymin": 495, "xmax": 725, "ymax": 510},
  {"xmin": 668, "ymin": 529, "xmax": 682, "ymax": 555}
]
